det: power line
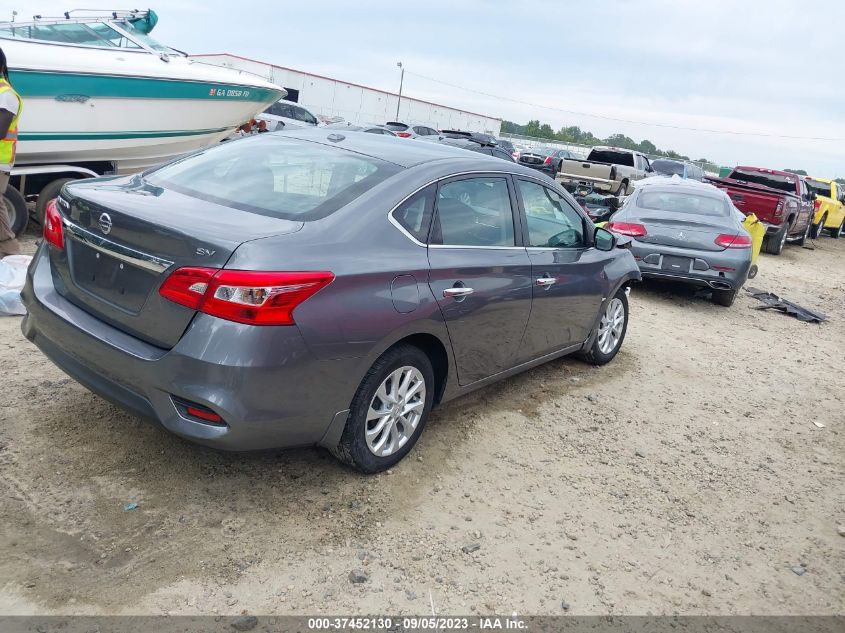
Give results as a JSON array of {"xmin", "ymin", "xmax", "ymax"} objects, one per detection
[{"xmin": 405, "ymin": 70, "xmax": 845, "ymax": 142}]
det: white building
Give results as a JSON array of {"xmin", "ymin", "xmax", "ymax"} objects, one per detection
[{"xmin": 193, "ymin": 54, "xmax": 502, "ymax": 135}]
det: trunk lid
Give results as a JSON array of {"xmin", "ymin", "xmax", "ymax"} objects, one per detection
[
  {"xmin": 52, "ymin": 176, "xmax": 303, "ymax": 349},
  {"xmin": 634, "ymin": 213, "xmax": 729, "ymax": 252}
]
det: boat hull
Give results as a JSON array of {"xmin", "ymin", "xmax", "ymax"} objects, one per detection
[{"xmin": 4, "ymin": 40, "xmax": 285, "ymax": 173}]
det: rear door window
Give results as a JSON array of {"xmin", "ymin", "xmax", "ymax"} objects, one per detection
[
  {"xmin": 517, "ymin": 179, "xmax": 585, "ymax": 248},
  {"xmin": 432, "ymin": 177, "xmax": 516, "ymax": 247}
]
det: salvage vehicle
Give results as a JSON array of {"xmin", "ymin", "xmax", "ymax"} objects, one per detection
[
  {"xmin": 805, "ymin": 177, "xmax": 845, "ymax": 239},
  {"xmin": 706, "ymin": 167, "xmax": 814, "ymax": 255},
  {"xmin": 517, "ymin": 148, "xmax": 578, "ymax": 177},
  {"xmin": 650, "ymin": 159, "xmax": 706, "ymax": 181},
  {"xmin": 607, "ymin": 178, "xmax": 752, "ymax": 307},
  {"xmin": 384, "ymin": 122, "xmax": 440, "ymax": 138},
  {"xmin": 421, "ymin": 135, "xmax": 515, "ymax": 162},
  {"xmin": 257, "ymin": 99, "xmax": 320, "ymax": 132},
  {"xmin": 22, "ymin": 130, "xmax": 640, "ymax": 473},
  {"xmin": 324, "ymin": 123, "xmax": 398, "ymax": 136},
  {"xmin": 558, "ymin": 147, "xmax": 653, "ymax": 196}
]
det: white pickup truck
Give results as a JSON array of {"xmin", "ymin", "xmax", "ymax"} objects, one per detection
[{"xmin": 557, "ymin": 146, "xmax": 653, "ymax": 196}]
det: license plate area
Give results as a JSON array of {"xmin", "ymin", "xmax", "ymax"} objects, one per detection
[
  {"xmin": 661, "ymin": 255, "xmax": 692, "ymax": 272},
  {"xmin": 70, "ymin": 241, "xmax": 157, "ymax": 312}
]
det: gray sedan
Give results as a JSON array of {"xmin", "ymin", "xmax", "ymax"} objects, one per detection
[
  {"xmin": 608, "ymin": 178, "xmax": 752, "ymax": 306},
  {"xmin": 22, "ymin": 129, "xmax": 640, "ymax": 473}
]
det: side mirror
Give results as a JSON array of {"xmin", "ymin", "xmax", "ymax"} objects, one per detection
[{"xmin": 594, "ymin": 227, "xmax": 616, "ymax": 251}]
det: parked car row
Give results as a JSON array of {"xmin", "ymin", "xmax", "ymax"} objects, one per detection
[{"xmin": 25, "ymin": 108, "xmax": 839, "ymax": 473}]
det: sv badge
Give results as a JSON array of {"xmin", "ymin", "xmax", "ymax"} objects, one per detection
[{"xmin": 196, "ymin": 247, "xmax": 216, "ymax": 257}]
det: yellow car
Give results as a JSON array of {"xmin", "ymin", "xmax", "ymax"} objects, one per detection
[{"xmin": 806, "ymin": 177, "xmax": 845, "ymax": 238}]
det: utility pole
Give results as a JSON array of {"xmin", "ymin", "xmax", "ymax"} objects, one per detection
[{"xmin": 395, "ymin": 61, "xmax": 404, "ymax": 120}]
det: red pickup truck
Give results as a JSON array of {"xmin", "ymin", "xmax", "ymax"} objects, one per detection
[{"xmin": 706, "ymin": 167, "xmax": 814, "ymax": 255}]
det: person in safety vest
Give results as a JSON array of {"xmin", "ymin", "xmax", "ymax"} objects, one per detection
[{"xmin": 0, "ymin": 48, "xmax": 21, "ymax": 256}]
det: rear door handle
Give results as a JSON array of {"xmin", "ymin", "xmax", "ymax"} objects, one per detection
[
  {"xmin": 443, "ymin": 287, "xmax": 474, "ymax": 298},
  {"xmin": 536, "ymin": 277, "xmax": 557, "ymax": 287}
]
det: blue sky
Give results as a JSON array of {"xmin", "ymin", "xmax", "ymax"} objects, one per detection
[{"xmin": 9, "ymin": 0, "xmax": 845, "ymax": 176}]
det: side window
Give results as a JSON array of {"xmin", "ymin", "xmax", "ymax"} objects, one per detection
[
  {"xmin": 517, "ymin": 179, "xmax": 585, "ymax": 248},
  {"xmin": 393, "ymin": 186, "xmax": 435, "ymax": 243},
  {"xmin": 432, "ymin": 177, "xmax": 516, "ymax": 247}
]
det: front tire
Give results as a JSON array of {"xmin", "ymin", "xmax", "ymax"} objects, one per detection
[
  {"xmin": 332, "ymin": 344, "xmax": 435, "ymax": 473},
  {"xmin": 830, "ymin": 219, "xmax": 844, "ymax": 239},
  {"xmin": 579, "ymin": 288, "xmax": 629, "ymax": 366}
]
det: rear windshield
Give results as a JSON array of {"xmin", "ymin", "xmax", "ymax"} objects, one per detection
[
  {"xmin": 651, "ymin": 159, "xmax": 685, "ymax": 176},
  {"xmin": 147, "ymin": 135, "xmax": 399, "ymax": 221},
  {"xmin": 805, "ymin": 179, "xmax": 832, "ymax": 199},
  {"xmin": 637, "ymin": 190, "xmax": 728, "ymax": 217},
  {"xmin": 587, "ymin": 149, "xmax": 635, "ymax": 167},
  {"xmin": 728, "ymin": 168, "xmax": 795, "ymax": 193},
  {"xmin": 385, "ymin": 122, "xmax": 409, "ymax": 131}
]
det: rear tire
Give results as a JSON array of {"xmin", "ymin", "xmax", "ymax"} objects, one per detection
[
  {"xmin": 712, "ymin": 287, "xmax": 737, "ymax": 307},
  {"xmin": 579, "ymin": 288, "xmax": 629, "ymax": 366},
  {"xmin": 830, "ymin": 219, "xmax": 844, "ymax": 239},
  {"xmin": 615, "ymin": 180, "xmax": 629, "ymax": 196},
  {"xmin": 35, "ymin": 178, "xmax": 76, "ymax": 225},
  {"xmin": 813, "ymin": 215, "xmax": 827, "ymax": 239},
  {"xmin": 331, "ymin": 344, "xmax": 435, "ymax": 473},
  {"xmin": 2, "ymin": 185, "xmax": 27, "ymax": 238},
  {"xmin": 763, "ymin": 222, "xmax": 788, "ymax": 255}
]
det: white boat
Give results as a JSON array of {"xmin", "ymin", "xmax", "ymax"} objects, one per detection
[{"xmin": 0, "ymin": 9, "xmax": 286, "ymax": 173}]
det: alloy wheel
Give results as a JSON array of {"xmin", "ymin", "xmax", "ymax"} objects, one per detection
[
  {"xmin": 3, "ymin": 198, "xmax": 16, "ymax": 232},
  {"xmin": 597, "ymin": 298, "xmax": 625, "ymax": 355},
  {"xmin": 365, "ymin": 366, "xmax": 426, "ymax": 457}
]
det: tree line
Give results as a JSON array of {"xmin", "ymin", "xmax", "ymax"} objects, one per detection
[{"xmin": 502, "ymin": 119, "xmax": 843, "ymax": 182}]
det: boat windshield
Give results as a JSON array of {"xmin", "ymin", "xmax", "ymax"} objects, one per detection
[
  {"xmin": 0, "ymin": 19, "xmax": 181, "ymax": 54},
  {"xmin": 115, "ymin": 19, "xmax": 181, "ymax": 55}
]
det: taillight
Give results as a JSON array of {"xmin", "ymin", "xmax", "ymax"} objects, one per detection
[
  {"xmin": 159, "ymin": 268, "xmax": 334, "ymax": 326},
  {"xmin": 774, "ymin": 200, "xmax": 784, "ymax": 218},
  {"xmin": 607, "ymin": 222, "xmax": 647, "ymax": 237},
  {"xmin": 543, "ymin": 156, "xmax": 552, "ymax": 165},
  {"xmin": 395, "ymin": 132, "xmax": 412, "ymax": 138},
  {"xmin": 813, "ymin": 199, "xmax": 821, "ymax": 211},
  {"xmin": 715, "ymin": 233, "xmax": 753, "ymax": 248},
  {"xmin": 43, "ymin": 198, "xmax": 65, "ymax": 250}
]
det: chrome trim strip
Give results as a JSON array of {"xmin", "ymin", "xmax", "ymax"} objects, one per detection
[{"xmin": 62, "ymin": 218, "xmax": 174, "ymax": 274}]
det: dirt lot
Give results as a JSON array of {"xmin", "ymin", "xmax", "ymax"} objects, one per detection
[{"xmin": 1, "ymin": 226, "xmax": 843, "ymax": 616}]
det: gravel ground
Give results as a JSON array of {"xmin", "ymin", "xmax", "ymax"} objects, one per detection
[{"xmin": 1, "ymin": 226, "xmax": 843, "ymax": 616}]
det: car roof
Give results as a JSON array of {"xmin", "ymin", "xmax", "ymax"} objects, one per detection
[
  {"xmin": 808, "ymin": 176, "xmax": 832, "ymax": 184},
  {"xmin": 732, "ymin": 165, "xmax": 795, "ymax": 178},
  {"xmin": 278, "ymin": 127, "xmax": 539, "ymax": 170}
]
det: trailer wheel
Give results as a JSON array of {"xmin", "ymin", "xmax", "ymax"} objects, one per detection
[
  {"xmin": 35, "ymin": 178, "xmax": 76, "ymax": 225},
  {"xmin": 2, "ymin": 185, "xmax": 27, "ymax": 238}
]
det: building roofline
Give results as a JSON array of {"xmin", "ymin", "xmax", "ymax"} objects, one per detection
[{"xmin": 192, "ymin": 53, "xmax": 502, "ymax": 123}]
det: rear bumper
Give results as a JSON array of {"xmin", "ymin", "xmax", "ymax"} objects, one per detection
[
  {"xmin": 519, "ymin": 163, "xmax": 555, "ymax": 175},
  {"xmin": 20, "ymin": 245, "xmax": 359, "ymax": 451},
  {"xmin": 628, "ymin": 241, "xmax": 751, "ymax": 290}
]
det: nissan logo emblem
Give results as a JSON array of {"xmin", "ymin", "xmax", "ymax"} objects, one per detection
[{"xmin": 98, "ymin": 212, "xmax": 112, "ymax": 235}]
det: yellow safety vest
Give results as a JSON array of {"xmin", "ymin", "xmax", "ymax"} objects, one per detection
[{"xmin": 0, "ymin": 80, "xmax": 22, "ymax": 166}]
